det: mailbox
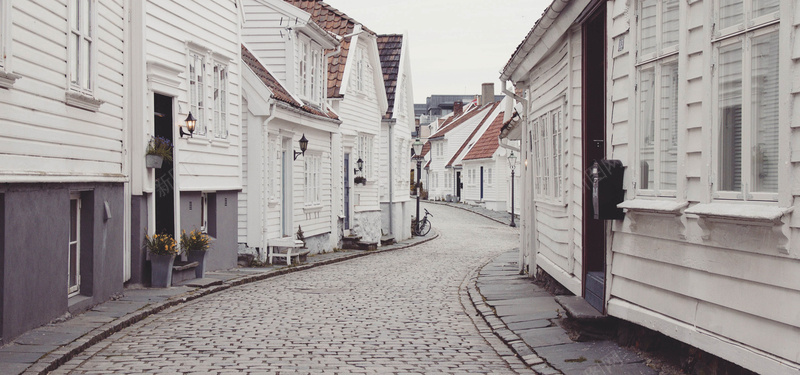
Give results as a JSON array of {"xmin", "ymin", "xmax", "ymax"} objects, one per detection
[{"xmin": 590, "ymin": 159, "xmax": 625, "ymax": 220}]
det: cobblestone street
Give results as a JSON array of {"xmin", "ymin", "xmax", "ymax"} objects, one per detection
[{"xmin": 58, "ymin": 203, "xmax": 528, "ymax": 374}]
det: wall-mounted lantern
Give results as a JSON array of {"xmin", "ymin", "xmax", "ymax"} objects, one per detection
[
  {"xmin": 180, "ymin": 112, "xmax": 197, "ymax": 138},
  {"xmin": 354, "ymin": 157, "xmax": 364, "ymax": 174},
  {"xmin": 294, "ymin": 134, "xmax": 308, "ymax": 160}
]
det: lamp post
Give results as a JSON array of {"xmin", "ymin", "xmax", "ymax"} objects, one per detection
[
  {"xmin": 412, "ymin": 137, "xmax": 424, "ymax": 233},
  {"xmin": 508, "ymin": 150, "xmax": 517, "ymax": 227}
]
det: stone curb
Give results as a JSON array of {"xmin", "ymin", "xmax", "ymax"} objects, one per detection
[
  {"xmin": 426, "ymin": 200, "xmax": 514, "ymax": 226},
  {"xmin": 22, "ymin": 231, "xmax": 440, "ymax": 375},
  {"xmin": 465, "ymin": 258, "xmax": 562, "ymax": 374}
]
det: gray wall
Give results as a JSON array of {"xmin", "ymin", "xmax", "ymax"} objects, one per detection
[
  {"xmin": 179, "ymin": 191, "xmax": 237, "ymax": 271},
  {"xmin": 129, "ymin": 195, "xmax": 148, "ymax": 285},
  {"xmin": 1, "ymin": 183, "xmax": 124, "ymax": 344}
]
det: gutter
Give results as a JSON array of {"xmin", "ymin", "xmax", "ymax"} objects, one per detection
[
  {"xmin": 500, "ymin": 0, "xmax": 570, "ymax": 82},
  {"xmin": 501, "ymin": 80, "xmax": 527, "ymax": 274}
]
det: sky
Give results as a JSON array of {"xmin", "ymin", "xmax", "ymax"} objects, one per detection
[{"xmin": 324, "ymin": 0, "xmax": 554, "ymax": 104}]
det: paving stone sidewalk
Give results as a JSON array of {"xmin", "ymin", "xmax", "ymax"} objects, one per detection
[
  {"xmin": 0, "ymin": 232, "xmax": 438, "ymax": 375},
  {"xmin": 426, "ymin": 199, "xmax": 518, "ymax": 226},
  {"xmin": 468, "ymin": 250, "xmax": 657, "ymax": 375}
]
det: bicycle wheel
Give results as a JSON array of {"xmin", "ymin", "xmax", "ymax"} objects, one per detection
[{"xmin": 417, "ymin": 219, "xmax": 431, "ymax": 236}]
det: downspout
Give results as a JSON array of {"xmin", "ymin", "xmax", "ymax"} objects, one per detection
[
  {"xmin": 385, "ymin": 119, "xmax": 394, "ymax": 236},
  {"xmin": 261, "ymin": 98, "xmax": 277, "ymax": 261},
  {"xmin": 501, "ymin": 80, "xmax": 529, "ymax": 275}
]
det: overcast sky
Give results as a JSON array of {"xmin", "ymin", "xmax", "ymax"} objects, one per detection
[{"xmin": 324, "ymin": 0, "xmax": 553, "ymax": 104}]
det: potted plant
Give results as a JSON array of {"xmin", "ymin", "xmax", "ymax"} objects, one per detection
[
  {"xmin": 144, "ymin": 233, "xmax": 179, "ymax": 287},
  {"xmin": 145, "ymin": 136, "xmax": 173, "ymax": 168},
  {"xmin": 180, "ymin": 229, "xmax": 211, "ymax": 278},
  {"xmin": 354, "ymin": 176, "xmax": 367, "ymax": 185}
]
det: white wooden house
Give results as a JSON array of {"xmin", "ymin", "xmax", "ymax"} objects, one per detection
[
  {"xmin": 0, "ymin": 0, "xmax": 127, "ymax": 344},
  {"xmin": 239, "ymin": 0, "xmax": 341, "ymax": 258},
  {"xmin": 128, "ymin": 0, "xmax": 243, "ymax": 284},
  {"xmin": 501, "ymin": 0, "xmax": 800, "ymax": 373},
  {"xmin": 287, "ymin": 0, "xmax": 388, "ymax": 245},
  {"xmin": 377, "ymin": 34, "xmax": 414, "ymax": 241}
]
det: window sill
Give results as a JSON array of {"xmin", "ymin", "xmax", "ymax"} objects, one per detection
[
  {"xmin": 618, "ymin": 199, "xmax": 687, "ymax": 214},
  {"xmin": 65, "ymin": 91, "xmax": 104, "ymax": 112},
  {"xmin": 210, "ymin": 138, "xmax": 231, "ymax": 148},
  {"xmin": 0, "ymin": 70, "xmax": 21, "ymax": 89},
  {"xmin": 685, "ymin": 202, "xmax": 792, "ymax": 225},
  {"xmin": 303, "ymin": 204, "xmax": 323, "ymax": 213}
]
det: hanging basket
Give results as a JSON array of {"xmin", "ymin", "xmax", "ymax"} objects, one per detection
[{"xmin": 146, "ymin": 154, "xmax": 164, "ymax": 169}]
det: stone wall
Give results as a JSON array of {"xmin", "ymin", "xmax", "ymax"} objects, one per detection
[{"xmin": 352, "ymin": 210, "xmax": 382, "ymax": 243}]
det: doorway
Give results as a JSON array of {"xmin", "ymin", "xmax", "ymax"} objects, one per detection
[
  {"xmin": 456, "ymin": 171, "xmax": 462, "ymax": 200},
  {"xmin": 154, "ymin": 94, "xmax": 175, "ymax": 237},
  {"xmin": 581, "ymin": 2, "xmax": 607, "ymax": 313}
]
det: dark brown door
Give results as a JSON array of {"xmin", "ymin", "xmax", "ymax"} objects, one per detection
[
  {"xmin": 154, "ymin": 94, "xmax": 175, "ymax": 237},
  {"xmin": 581, "ymin": 2, "xmax": 607, "ymax": 313}
]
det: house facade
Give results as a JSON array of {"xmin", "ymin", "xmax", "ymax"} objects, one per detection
[
  {"xmin": 127, "ymin": 0, "xmax": 242, "ymax": 285},
  {"xmin": 502, "ymin": 0, "xmax": 800, "ymax": 373},
  {"xmin": 377, "ymin": 34, "xmax": 414, "ymax": 241},
  {"xmin": 239, "ymin": 0, "xmax": 342, "ymax": 258},
  {"xmin": 287, "ymin": 0, "xmax": 388, "ymax": 245},
  {"xmin": 0, "ymin": 0, "xmax": 127, "ymax": 343}
]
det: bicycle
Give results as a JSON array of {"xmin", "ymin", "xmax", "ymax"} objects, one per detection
[{"xmin": 413, "ymin": 208, "xmax": 433, "ymax": 236}]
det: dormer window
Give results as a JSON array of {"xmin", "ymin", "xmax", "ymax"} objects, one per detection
[{"xmin": 295, "ymin": 33, "xmax": 324, "ymax": 106}]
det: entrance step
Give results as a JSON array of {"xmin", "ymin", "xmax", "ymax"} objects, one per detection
[
  {"xmin": 380, "ymin": 235, "xmax": 395, "ymax": 246},
  {"xmin": 585, "ymin": 271, "xmax": 605, "ymax": 313},
  {"xmin": 171, "ymin": 261, "xmax": 199, "ymax": 284},
  {"xmin": 341, "ymin": 235, "xmax": 362, "ymax": 250},
  {"xmin": 356, "ymin": 241, "xmax": 378, "ymax": 251}
]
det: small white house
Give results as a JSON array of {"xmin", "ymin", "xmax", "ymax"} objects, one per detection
[
  {"xmin": 240, "ymin": 0, "xmax": 342, "ymax": 258},
  {"xmin": 501, "ymin": 0, "xmax": 800, "ymax": 373}
]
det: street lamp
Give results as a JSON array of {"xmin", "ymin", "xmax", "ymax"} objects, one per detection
[
  {"xmin": 412, "ymin": 137, "xmax": 424, "ymax": 233},
  {"xmin": 508, "ymin": 150, "xmax": 517, "ymax": 227}
]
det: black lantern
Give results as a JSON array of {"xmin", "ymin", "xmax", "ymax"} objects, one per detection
[
  {"xmin": 355, "ymin": 157, "xmax": 364, "ymax": 174},
  {"xmin": 294, "ymin": 134, "xmax": 308, "ymax": 160},
  {"xmin": 180, "ymin": 112, "xmax": 197, "ymax": 138}
]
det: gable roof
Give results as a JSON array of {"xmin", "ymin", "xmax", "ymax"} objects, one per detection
[
  {"xmin": 446, "ymin": 102, "xmax": 502, "ymax": 167},
  {"xmin": 284, "ymin": 0, "xmax": 376, "ymax": 98},
  {"xmin": 377, "ymin": 34, "xmax": 402, "ymax": 119},
  {"xmin": 463, "ymin": 111, "xmax": 506, "ymax": 161},
  {"xmin": 241, "ymin": 43, "xmax": 338, "ymax": 120},
  {"xmin": 429, "ymin": 102, "xmax": 494, "ymax": 139},
  {"xmin": 420, "ymin": 140, "xmax": 431, "ymax": 158}
]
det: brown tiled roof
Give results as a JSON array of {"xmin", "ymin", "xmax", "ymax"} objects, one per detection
[
  {"xmin": 446, "ymin": 102, "xmax": 501, "ymax": 167},
  {"xmin": 429, "ymin": 103, "xmax": 492, "ymax": 139},
  {"xmin": 242, "ymin": 44, "xmax": 338, "ymax": 120},
  {"xmin": 418, "ymin": 140, "xmax": 431, "ymax": 158},
  {"xmin": 377, "ymin": 34, "xmax": 402, "ymax": 119},
  {"xmin": 463, "ymin": 111, "xmax": 505, "ymax": 161},
  {"xmin": 284, "ymin": 0, "xmax": 375, "ymax": 99}
]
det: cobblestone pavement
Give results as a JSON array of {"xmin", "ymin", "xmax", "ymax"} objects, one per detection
[{"xmin": 58, "ymin": 203, "xmax": 532, "ymax": 374}]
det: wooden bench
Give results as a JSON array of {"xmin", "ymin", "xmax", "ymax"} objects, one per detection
[{"xmin": 267, "ymin": 237, "xmax": 309, "ymax": 265}]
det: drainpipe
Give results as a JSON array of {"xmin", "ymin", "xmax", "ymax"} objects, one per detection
[
  {"xmin": 501, "ymin": 80, "xmax": 529, "ymax": 275},
  {"xmin": 260, "ymin": 98, "xmax": 277, "ymax": 261},
  {"xmin": 384, "ymin": 119, "xmax": 395, "ymax": 236}
]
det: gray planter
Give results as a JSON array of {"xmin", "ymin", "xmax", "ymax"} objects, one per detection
[
  {"xmin": 150, "ymin": 253, "xmax": 175, "ymax": 287},
  {"xmin": 186, "ymin": 251, "xmax": 207, "ymax": 279},
  {"xmin": 146, "ymin": 154, "xmax": 163, "ymax": 168}
]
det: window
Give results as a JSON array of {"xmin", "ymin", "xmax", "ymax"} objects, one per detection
[
  {"xmin": 69, "ymin": 193, "xmax": 81, "ymax": 297},
  {"xmin": 356, "ymin": 47, "xmax": 365, "ymax": 92},
  {"xmin": 358, "ymin": 134, "xmax": 373, "ymax": 179},
  {"xmin": 213, "ymin": 62, "xmax": 228, "ymax": 138},
  {"xmin": 636, "ymin": 0, "xmax": 679, "ymax": 195},
  {"xmin": 0, "ymin": 0, "xmax": 9, "ymax": 70},
  {"xmin": 200, "ymin": 192, "xmax": 208, "ymax": 233},
  {"xmin": 488, "ymin": 168, "xmax": 493, "ymax": 185},
  {"xmin": 714, "ymin": 0, "xmax": 779, "ymax": 200},
  {"xmin": 189, "ymin": 53, "xmax": 206, "ymax": 135},
  {"xmin": 296, "ymin": 35, "xmax": 325, "ymax": 105},
  {"xmin": 305, "ymin": 153, "xmax": 321, "ymax": 205},
  {"xmin": 532, "ymin": 102, "xmax": 564, "ymax": 201},
  {"xmin": 68, "ymin": 0, "xmax": 96, "ymax": 95}
]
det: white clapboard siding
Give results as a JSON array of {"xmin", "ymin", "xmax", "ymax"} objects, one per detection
[
  {"xmin": 0, "ymin": 0, "xmax": 125, "ymax": 181},
  {"xmin": 241, "ymin": 0, "xmax": 296, "ymax": 84},
  {"xmin": 145, "ymin": 0, "xmax": 241, "ymax": 191},
  {"xmin": 238, "ymin": 99, "xmax": 249, "ymax": 244}
]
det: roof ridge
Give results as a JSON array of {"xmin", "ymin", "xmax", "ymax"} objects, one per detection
[
  {"xmin": 446, "ymin": 102, "xmax": 502, "ymax": 167},
  {"xmin": 463, "ymin": 110, "xmax": 506, "ymax": 161}
]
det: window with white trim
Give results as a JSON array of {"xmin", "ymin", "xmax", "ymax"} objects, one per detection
[
  {"xmin": 532, "ymin": 102, "xmax": 564, "ymax": 201},
  {"xmin": 68, "ymin": 193, "xmax": 81, "ymax": 297},
  {"xmin": 713, "ymin": 0, "xmax": 779, "ymax": 200},
  {"xmin": 68, "ymin": 0, "xmax": 96, "ymax": 95},
  {"xmin": 358, "ymin": 134, "xmax": 373, "ymax": 179},
  {"xmin": 200, "ymin": 192, "xmax": 208, "ymax": 233},
  {"xmin": 636, "ymin": 0, "xmax": 679, "ymax": 195},
  {"xmin": 189, "ymin": 52, "xmax": 206, "ymax": 135},
  {"xmin": 356, "ymin": 47, "xmax": 365, "ymax": 92},
  {"xmin": 305, "ymin": 153, "xmax": 321, "ymax": 205},
  {"xmin": 213, "ymin": 61, "xmax": 228, "ymax": 138},
  {"xmin": 0, "ymin": 0, "xmax": 8, "ymax": 70}
]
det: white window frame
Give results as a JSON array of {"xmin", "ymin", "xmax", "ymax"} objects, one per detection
[
  {"xmin": 212, "ymin": 60, "xmax": 229, "ymax": 139},
  {"xmin": 200, "ymin": 192, "xmax": 208, "ymax": 233},
  {"xmin": 67, "ymin": 0, "xmax": 97, "ymax": 96},
  {"xmin": 711, "ymin": 0, "xmax": 780, "ymax": 201},
  {"xmin": 532, "ymin": 98, "xmax": 565, "ymax": 203},
  {"xmin": 356, "ymin": 46, "xmax": 365, "ymax": 92},
  {"xmin": 188, "ymin": 51, "xmax": 207, "ymax": 135},
  {"xmin": 68, "ymin": 193, "xmax": 81, "ymax": 297},
  {"xmin": 358, "ymin": 134, "xmax": 374, "ymax": 180},
  {"xmin": 0, "ymin": 0, "xmax": 10, "ymax": 71},
  {"xmin": 304, "ymin": 152, "xmax": 321, "ymax": 205}
]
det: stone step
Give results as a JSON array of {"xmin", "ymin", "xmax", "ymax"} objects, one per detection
[{"xmin": 171, "ymin": 261, "xmax": 199, "ymax": 284}]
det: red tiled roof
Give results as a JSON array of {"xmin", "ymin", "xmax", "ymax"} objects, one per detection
[
  {"xmin": 241, "ymin": 44, "xmax": 338, "ymax": 120},
  {"xmin": 420, "ymin": 140, "xmax": 431, "ymax": 158},
  {"xmin": 377, "ymin": 34, "xmax": 402, "ymax": 119},
  {"xmin": 429, "ymin": 104, "xmax": 491, "ymax": 139},
  {"xmin": 446, "ymin": 102, "xmax": 501, "ymax": 167},
  {"xmin": 463, "ymin": 111, "xmax": 505, "ymax": 161},
  {"xmin": 284, "ymin": 0, "xmax": 375, "ymax": 99}
]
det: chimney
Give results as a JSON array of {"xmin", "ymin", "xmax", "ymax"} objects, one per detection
[
  {"xmin": 453, "ymin": 100, "xmax": 463, "ymax": 117},
  {"xmin": 481, "ymin": 82, "xmax": 495, "ymax": 106}
]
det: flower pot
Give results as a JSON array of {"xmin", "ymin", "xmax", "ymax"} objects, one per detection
[
  {"xmin": 186, "ymin": 250, "xmax": 207, "ymax": 279},
  {"xmin": 146, "ymin": 154, "xmax": 164, "ymax": 169},
  {"xmin": 150, "ymin": 253, "xmax": 175, "ymax": 287}
]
